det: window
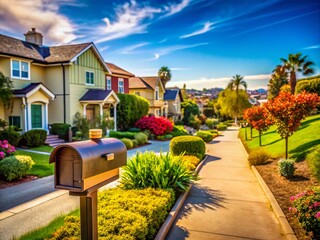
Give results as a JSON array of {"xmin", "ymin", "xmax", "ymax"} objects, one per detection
[
  {"xmin": 135, "ymin": 92, "xmax": 140, "ymax": 96},
  {"xmin": 86, "ymin": 71, "xmax": 94, "ymax": 85},
  {"xmin": 9, "ymin": 116, "xmax": 21, "ymax": 129},
  {"xmin": 118, "ymin": 78, "xmax": 124, "ymax": 93},
  {"xmin": 155, "ymin": 109, "xmax": 160, "ymax": 116},
  {"xmin": 155, "ymin": 86, "xmax": 159, "ymax": 101},
  {"xmin": 106, "ymin": 76, "xmax": 112, "ymax": 90},
  {"xmin": 11, "ymin": 59, "xmax": 30, "ymax": 79}
]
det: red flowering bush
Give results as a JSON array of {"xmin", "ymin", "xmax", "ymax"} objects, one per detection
[
  {"xmin": 0, "ymin": 140, "xmax": 16, "ymax": 160},
  {"xmin": 135, "ymin": 116, "xmax": 173, "ymax": 136},
  {"xmin": 244, "ymin": 106, "xmax": 273, "ymax": 146},
  {"xmin": 265, "ymin": 92, "xmax": 320, "ymax": 158},
  {"xmin": 289, "ymin": 187, "xmax": 320, "ymax": 237}
]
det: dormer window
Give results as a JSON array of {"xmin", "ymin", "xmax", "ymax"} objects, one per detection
[{"xmin": 11, "ymin": 59, "xmax": 30, "ymax": 80}]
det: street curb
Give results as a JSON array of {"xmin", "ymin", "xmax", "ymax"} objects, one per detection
[
  {"xmin": 154, "ymin": 154, "xmax": 208, "ymax": 240},
  {"xmin": 238, "ymin": 138, "xmax": 297, "ymax": 240}
]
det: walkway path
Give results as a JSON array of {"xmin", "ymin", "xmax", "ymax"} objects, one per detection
[
  {"xmin": 0, "ymin": 140, "xmax": 170, "ymax": 240},
  {"xmin": 166, "ymin": 128, "xmax": 285, "ymax": 240}
]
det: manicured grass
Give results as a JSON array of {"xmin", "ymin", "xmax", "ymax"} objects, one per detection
[
  {"xmin": 15, "ymin": 150, "xmax": 53, "ymax": 177},
  {"xmin": 18, "ymin": 209, "xmax": 79, "ymax": 240},
  {"xmin": 29, "ymin": 145, "xmax": 53, "ymax": 153},
  {"xmin": 239, "ymin": 114, "xmax": 320, "ymax": 161}
]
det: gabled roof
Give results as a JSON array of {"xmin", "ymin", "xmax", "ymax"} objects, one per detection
[
  {"xmin": 13, "ymin": 82, "xmax": 55, "ymax": 100},
  {"xmin": 79, "ymin": 89, "xmax": 119, "ymax": 103},
  {"xmin": 106, "ymin": 62, "xmax": 134, "ymax": 77},
  {"xmin": 164, "ymin": 88, "xmax": 184, "ymax": 101},
  {"xmin": 0, "ymin": 34, "xmax": 107, "ymax": 71},
  {"xmin": 129, "ymin": 76, "xmax": 162, "ymax": 90}
]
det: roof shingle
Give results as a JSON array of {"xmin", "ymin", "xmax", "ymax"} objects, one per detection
[
  {"xmin": 106, "ymin": 62, "xmax": 134, "ymax": 77},
  {"xmin": 129, "ymin": 76, "xmax": 160, "ymax": 90},
  {"xmin": 79, "ymin": 89, "xmax": 112, "ymax": 101}
]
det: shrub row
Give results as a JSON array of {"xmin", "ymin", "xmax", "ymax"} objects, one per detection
[
  {"xmin": 118, "ymin": 132, "xmax": 148, "ymax": 150},
  {"xmin": 51, "ymin": 188, "xmax": 175, "ymax": 240},
  {"xmin": 216, "ymin": 123, "xmax": 228, "ymax": 131},
  {"xmin": 195, "ymin": 131, "xmax": 214, "ymax": 142},
  {"xmin": 50, "ymin": 123, "xmax": 71, "ymax": 141},
  {"xmin": 170, "ymin": 136, "xmax": 205, "ymax": 160},
  {"xmin": 109, "ymin": 131, "xmax": 136, "ymax": 139},
  {"xmin": 0, "ymin": 128, "xmax": 47, "ymax": 148}
]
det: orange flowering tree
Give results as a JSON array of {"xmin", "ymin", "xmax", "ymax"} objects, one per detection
[
  {"xmin": 244, "ymin": 106, "xmax": 273, "ymax": 146},
  {"xmin": 265, "ymin": 92, "xmax": 320, "ymax": 158}
]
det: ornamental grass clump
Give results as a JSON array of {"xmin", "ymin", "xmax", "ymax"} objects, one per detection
[
  {"xmin": 120, "ymin": 151, "xmax": 196, "ymax": 193},
  {"xmin": 247, "ymin": 149, "xmax": 270, "ymax": 166},
  {"xmin": 289, "ymin": 187, "xmax": 320, "ymax": 238}
]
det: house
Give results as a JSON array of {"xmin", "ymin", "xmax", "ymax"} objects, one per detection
[
  {"xmin": 129, "ymin": 76, "xmax": 167, "ymax": 116},
  {"xmin": 105, "ymin": 62, "xmax": 134, "ymax": 94},
  {"xmin": 0, "ymin": 28, "xmax": 119, "ymax": 132},
  {"xmin": 164, "ymin": 88, "xmax": 183, "ymax": 122}
]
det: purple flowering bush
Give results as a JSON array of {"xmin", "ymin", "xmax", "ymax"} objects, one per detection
[
  {"xmin": 289, "ymin": 187, "xmax": 320, "ymax": 237},
  {"xmin": 0, "ymin": 140, "xmax": 16, "ymax": 160}
]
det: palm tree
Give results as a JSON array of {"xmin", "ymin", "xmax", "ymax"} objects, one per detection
[
  {"xmin": 280, "ymin": 53, "xmax": 314, "ymax": 94},
  {"xmin": 268, "ymin": 65, "xmax": 288, "ymax": 99},
  {"xmin": 227, "ymin": 74, "xmax": 247, "ymax": 124},
  {"xmin": 158, "ymin": 66, "xmax": 171, "ymax": 88}
]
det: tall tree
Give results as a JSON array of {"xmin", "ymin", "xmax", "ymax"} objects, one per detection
[
  {"xmin": 158, "ymin": 66, "xmax": 172, "ymax": 88},
  {"xmin": 268, "ymin": 65, "xmax": 288, "ymax": 99},
  {"xmin": 0, "ymin": 72, "xmax": 14, "ymax": 109},
  {"xmin": 280, "ymin": 53, "xmax": 314, "ymax": 94},
  {"xmin": 181, "ymin": 99, "xmax": 200, "ymax": 126},
  {"xmin": 227, "ymin": 74, "xmax": 247, "ymax": 124}
]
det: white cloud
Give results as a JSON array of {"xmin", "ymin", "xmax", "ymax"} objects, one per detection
[
  {"xmin": 0, "ymin": 0, "xmax": 77, "ymax": 44},
  {"xmin": 171, "ymin": 67, "xmax": 191, "ymax": 71},
  {"xmin": 180, "ymin": 21, "xmax": 215, "ymax": 38},
  {"xmin": 166, "ymin": 74, "xmax": 271, "ymax": 90},
  {"xmin": 143, "ymin": 53, "xmax": 160, "ymax": 62},
  {"xmin": 303, "ymin": 45, "xmax": 320, "ymax": 50},
  {"xmin": 164, "ymin": 0, "xmax": 190, "ymax": 17},
  {"xmin": 120, "ymin": 42, "xmax": 150, "ymax": 54},
  {"xmin": 95, "ymin": 1, "xmax": 161, "ymax": 43},
  {"xmin": 158, "ymin": 42, "xmax": 208, "ymax": 55}
]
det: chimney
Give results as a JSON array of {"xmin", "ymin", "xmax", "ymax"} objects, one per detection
[{"xmin": 24, "ymin": 28, "xmax": 43, "ymax": 46}]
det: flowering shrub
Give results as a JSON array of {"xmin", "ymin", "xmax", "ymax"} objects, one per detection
[
  {"xmin": 289, "ymin": 187, "xmax": 320, "ymax": 237},
  {"xmin": 0, "ymin": 140, "xmax": 16, "ymax": 160},
  {"xmin": 135, "ymin": 116, "xmax": 173, "ymax": 136}
]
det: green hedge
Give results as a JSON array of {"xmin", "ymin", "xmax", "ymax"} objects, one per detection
[
  {"xmin": 117, "ymin": 94, "xmax": 149, "ymax": 131},
  {"xmin": 51, "ymin": 188, "xmax": 174, "ymax": 240},
  {"xmin": 109, "ymin": 131, "xmax": 136, "ymax": 139},
  {"xmin": 20, "ymin": 129, "xmax": 47, "ymax": 147},
  {"xmin": 170, "ymin": 136, "xmax": 205, "ymax": 160},
  {"xmin": 195, "ymin": 131, "xmax": 213, "ymax": 142},
  {"xmin": 50, "ymin": 123, "xmax": 71, "ymax": 141},
  {"xmin": 0, "ymin": 155, "xmax": 34, "ymax": 181},
  {"xmin": 216, "ymin": 123, "xmax": 228, "ymax": 131},
  {"xmin": 134, "ymin": 132, "xmax": 148, "ymax": 145},
  {"xmin": 0, "ymin": 128, "xmax": 20, "ymax": 146}
]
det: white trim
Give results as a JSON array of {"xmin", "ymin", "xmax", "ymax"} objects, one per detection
[
  {"xmin": 30, "ymin": 103, "xmax": 44, "ymax": 129},
  {"xmin": 106, "ymin": 76, "xmax": 112, "ymax": 90},
  {"xmin": 155, "ymin": 86, "xmax": 159, "ymax": 101},
  {"xmin": 26, "ymin": 84, "xmax": 55, "ymax": 100},
  {"xmin": 70, "ymin": 43, "xmax": 110, "ymax": 72},
  {"xmin": 10, "ymin": 59, "xmax": 31, "ymax": 80}
]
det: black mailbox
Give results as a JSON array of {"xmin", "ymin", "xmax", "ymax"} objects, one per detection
[{"xmin": 49, "ymin": 137, "xmax": 127, "ymax": 192}]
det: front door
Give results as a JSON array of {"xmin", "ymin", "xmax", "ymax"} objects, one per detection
[{"xmin": 31, "ymin": 104, "xmax": 42, "ymax": 129}]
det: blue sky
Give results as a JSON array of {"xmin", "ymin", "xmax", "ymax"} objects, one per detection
[{"xmin": 0, "ymin": 0, "xmax": 319, "ymax": 89}]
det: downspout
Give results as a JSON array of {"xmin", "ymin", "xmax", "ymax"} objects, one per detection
[{"xmin": 61, "ymin": 63, "xmax": 66, "ymax": 124}]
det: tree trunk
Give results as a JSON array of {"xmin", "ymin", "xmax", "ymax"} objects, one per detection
[
  {"xmin": 259, "ymin": 131, "xmax": 262, "ymax": 146},
  {"xmin": 250, "ymin": 125, "xmax": 253, "ymax": 138},
  {"xmin": 245, "ymin": 126, "xmax": 248, "ymax": 140},
  {"xmin": 285, "ymin": 136, "xmax": 289, "ymax": 159},
  {"xmin": 290, "ymin": 72, "xmax": 296, "ymax": 94}
]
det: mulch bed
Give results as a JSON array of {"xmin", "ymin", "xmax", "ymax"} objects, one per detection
[
  {"xmin": 256, "ymin": 160, "xmax": 319, "ymax": 240},
  {"xmin": 0, "ymin": 175, "xmax": 38, "ymax": 189}
]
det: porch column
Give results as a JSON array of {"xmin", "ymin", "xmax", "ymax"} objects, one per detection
[
  {"xmin": 113, "ymin": 103, "xmax": 117, "ymax": 131},
  {"xmin": 27, "ymin": 102, "xmax": 32, "ymax": 130},
  {"xmin": 22, "ymin": 97, "xmax": 28, "ymax": 132},
  {"xmin": 99, "ymin": 103, "xmax": 103, "ymax": 119},
  {"xmin": 83, "ymin": 103, "xmax": 88, "ymax": 116},
  {"xmin": 45, "ymin": 103, "xmax": 49, "ymax": 132}
]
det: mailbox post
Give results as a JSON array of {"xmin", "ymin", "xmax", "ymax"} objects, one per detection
[{"xmin": 50, "ymin": 129, "xmax": 127, "ymax": 240}]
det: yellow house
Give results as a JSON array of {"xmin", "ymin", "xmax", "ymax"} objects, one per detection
[
  {"xmin": 0, "ymin": 28, "xmax": 119, "ymax": 132},
  {"xmin": 164, "ymin": 88, "xmax": 183, "ymax": 122},
  {"xmin": 129, "ymin": 76, "xmax": 167, "ymax": 116}
]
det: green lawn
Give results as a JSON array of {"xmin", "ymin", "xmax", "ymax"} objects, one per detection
[
  {"xmin": 239, "ymin": 114, "xmax": 320, "ymax": 161},
  {"xmin": 15, "ymin": 150, "xmax": 53, "ymax": 177},
  {"xmin": 18, "ymin": 209, "xmax": 79, "ymax": 240},
  {"xmin": 29, "ymin": 145, "xmax": 54, "ymax": 153}
]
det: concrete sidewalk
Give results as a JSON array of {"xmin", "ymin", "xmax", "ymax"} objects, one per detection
[
  {"xmin": 0, "ymin": 140, "xmax": 170, "ymax": 240},
  {"xmin": 166, "ymin": 128, "xmax": 285, "ymax": 240}
]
